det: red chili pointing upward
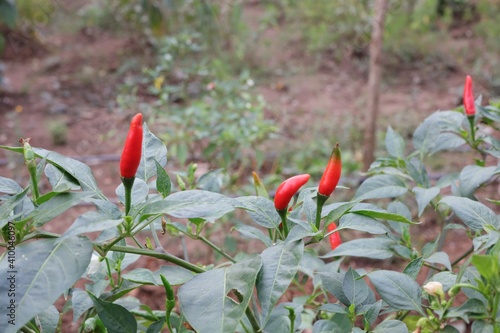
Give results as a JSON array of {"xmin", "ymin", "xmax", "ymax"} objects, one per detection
[
  {"xmin": 463, "ymin": 75, "xmax": 476, "ymax": 117},
  {"xmin": 120, "ymin": 113, "xmax": 143, "ymax": 179},
  {"xmin": 318, "ymin": 143, "xmax": 342, "ymax": 197},
  {"xmin": 274, "ymin": 174, "xmax": 310, "ymax": 211}
]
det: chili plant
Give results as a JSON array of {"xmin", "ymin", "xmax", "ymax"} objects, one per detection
[{"xmin": 1, "ymin": 76, "xmax": 500, "ymax": 332}]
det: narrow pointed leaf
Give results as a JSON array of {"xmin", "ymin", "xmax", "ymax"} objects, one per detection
[
  {"xmin": 137, "ymin": 123, "xmax": 167, "ymax": 182},
  {"xmin": 178, "ymin": 256, "xmax": 262, "ymax": 333},
  {"xmin": 88, "ymin": 293, "xmax": 137, "ymax": 333},
  {"xmin": 257, "ymin": 241, "xmax": 304, "ymax": 325},
  {"xmin": 439, "ymin": 196, "xmax": 499, "ymax": 231},
  {"xmin": 369, "ymin": 270, "xmax": 424, "ymax": 315},
  {"xmin": 354, "ymin": 175, "xmax": 407, "ymax": 201},
  {"xmin": 0, "ymin": 237, "xmax": 92, "ymax": 333}
]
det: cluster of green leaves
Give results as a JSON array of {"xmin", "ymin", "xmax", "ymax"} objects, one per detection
[
  {"xmin": 1, "ymin": 100, "xmax": 500, "ymax": 332},
  {"xmin": 119, "ymin": 33, "xmax": 277, "ymax": 173}
]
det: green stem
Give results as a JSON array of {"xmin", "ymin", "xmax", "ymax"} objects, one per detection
[
  {"xmin": 198, "ymin": 235, "xmax": 236, "ymax": 263},
  {"xmin": 451, "ymin": 246, "xmax": 474, "ymax": 267},
  {"xmin": 315, "ymin": 194, "xmax": 328, "ymax": 230},
  {"xmin": 245, "ymin": 306, "xmax": 262, "ymax": 333},
  {"xmin": 468, "ymin": 115, "xmax": 476, "ymax": 144},
  {"xmin": 121, "ymin": 177, "xmax": 135, "ymax": 216},
  {"xmin": 110, "ymin": 245, "xmax": 205, "ymax": 273},
  {"xmin": 277, "ymin": 209, "xmax": 288, "ymax": 237}
]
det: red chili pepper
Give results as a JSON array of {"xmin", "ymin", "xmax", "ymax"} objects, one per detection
[
  {"xmin": 274, "ymin": 174, "xmax": 310, "ymax": 211},
  {"xmin": 463, "ymin": 75, "xmax": 476, "ymax": 116},
  {"xmin": 120, "ymin": 113, "xmax": 143, "ymax": 179},
  {"xmin": 327, "ymin": 223, "xmax": 341, "ymax": 250},
  {"xmin": 318, "ymin": 143, "xmax": 342, "ymax": 197}
]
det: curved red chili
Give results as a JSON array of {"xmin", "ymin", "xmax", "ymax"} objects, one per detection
[
  {"xmin": 318, "ymin": 143, "xmax": 342, "ymax": 197},
  {"xmin": 327, "ymin": 223, "xmax": 341, "ymax": 250},
  {"xmin": 463, "ymin": 75, "xmax": 476, "ymax": 116},
  {"xmin": 274, "ymin": 174, "xmax": 310, "ymax": 211},
  {"xmin": 120, "ymin": 113, "xmax": 143, "ymax": 179}
]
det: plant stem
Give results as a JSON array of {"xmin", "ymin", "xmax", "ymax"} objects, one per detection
[
  {"xmin": 110, "ymin": 244, "xmax": 205, "ymax": 273},
  {"xmin": 315, "ymin": 194, "xmax": 328, "ymax": 230},
  {"xmin": 198, "ymin": 235, "xmax": 236, "ymax": 263},
  {"xmin": 451, "ymin": 246, "xmax": 474, "ymax": 267},
  {"xmin": 278, "ymin": 209, "xmax": 289, "ymax": 237},
  {"xmin": 245, "ymin": 306, "xmax": 262, "ymax": 333},
  {"xmin": 121, "ymin": 177, "xmax": 135, "ymax": 216}
]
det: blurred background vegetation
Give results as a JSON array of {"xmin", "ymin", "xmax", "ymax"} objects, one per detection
[{"xmin": 1, "ymin": 0, "xmax": 499, "ymax": 191}]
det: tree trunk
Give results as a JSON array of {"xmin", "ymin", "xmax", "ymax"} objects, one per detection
[{"xmin": 362, "ymin": 0, "xmax": 389, "ymax": 171}]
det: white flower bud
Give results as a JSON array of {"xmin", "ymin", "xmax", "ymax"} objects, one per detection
[{"xmin": 423, "ymin": 281, "xmax": 444, "ymax": 296}]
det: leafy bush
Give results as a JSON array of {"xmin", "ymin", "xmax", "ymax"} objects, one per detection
[
  {"xmin": 119, "ymin": 33, "xmax": 277, "ymax": 173},
  {"xmin": 2, "ymin": 82, "xmax": 500, "ymax": 332}
]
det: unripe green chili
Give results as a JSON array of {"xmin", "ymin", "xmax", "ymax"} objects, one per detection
[
  {"xmin": 160, "ymin": 274, "xmax": 175, "ymax": 332},
  {"xmin": 463, "ymin": 75, "xmax": 476, "ymax": 117}
]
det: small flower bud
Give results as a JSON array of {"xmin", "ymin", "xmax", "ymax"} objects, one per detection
[{"xmin": 423, "ymin": 281, "xmax": 444, "ymax": 297}]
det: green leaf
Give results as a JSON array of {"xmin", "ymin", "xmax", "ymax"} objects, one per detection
[
  {"xmin": 123, "ymin": 266, "xmax": 195, "ymax": 286},
  {"xmin": 178, "ymin": 256, "xmax": 262, "ymax": 333},
  {"xmin": 233, "ymin": 224, "xmax": 272, "ymax": 247},
  {"xmin": 350, "ymin": 203, "xmax": 416, "ymax": 224},
  {"xmin": 322, "ymin": 237, "xmax": 396, "ymax": 260},
  {"xmin": 146, "ymin": 318, "xmax": 166, "ymax": 333},
  {"xmin": 33, "ymin": 148, "xmax": 103, "ymax": 198},
  {"xmin": 471, "ymin": 320, "xmax": 494, "ymax": 333},
  {"xmin": 459, "ymin": 165, "xmax": 497, "ymax": 198},
  {"xmin": 264, "ymin": 302, "xmax": 303, "ymax": 333},
  {"xmin": 403, "ymin": 257, "xmax": 423, "ymax": 280},
  {"xmin": 369, "ymin": 270, "xmax": 424, "ymax": 315},
  {"xmin": 319, "ymin": 303, "xmax": 348, "ymax": 314},
  {"xmin": 471, "ymin": 254, "xmax": 499, "ymax": 282},
  {"xmin": 0, "ymin": 187, "xmax": 30, "ymax": 229},
  {"xmin": 143, "ymin": 190, "xmax": 236, "ymax": 223},
  {"xmin": 257, "ymin": 241, "xmax": 304, "ymax": 325},
  {"xmin": 33, "ymin": 305, "xmax": 59, "ymax": 333},
  {"xmin": 343, "ymin": 267, "xmax": 369, "ymax": 306},
  {"xmin": 88, "ymin": 293, "xmax": 137, "ymax": 333},
  {"xmin": 354, "ymin": 175, "xmax": 408, "ymax": 201},
  {"xmin": 407, "ymin": 157, "xmax": 429, "ymax": 188},
  {"xmin": 372, "ymin": 320, "xmax": 408, "ymax": 333},
  {"xmin": 72, "ymin": 289, "xmax": 95, "ymax": 322},
  {"xmin": 26, "ymin": 191, "xmax": 94, "ymax": 227},
  {"xmin": 424, "ymin": 251, "xmax": 451, "ymax": 271},
  {"xmin": 0, "ymin": 237, "xmax": 92, "ymax": 333},
  {"xmin": 322, "ymin": 201, "xmax": 358, "ymax": 222},
  {"xmin": 237, "ymin": 196, "xmax": 280, "ymax": 229},
  {"xmin": 413, "ymin": 117, "xmax": 440, "ymax": 154},
  {"xmin": 439, "ymin": 196, "xmax": 499, "ymax": 231},
  {"xmin": 312, "ymin": 320, "xmax": 343, "ymax": 333},
  {"xmin": 0, "ymin": 0, "xmax": 17, "ymax": 28},
  {"xmin": 0, "ymin": 176, "xmax": 23, "ymax": 194},
  {"xmin": 137, "ymin": 123, "xmax": 168, "ymax": 182},
  {"xmin": 155, "ymin": 160, "xmax": 171, "ymax": 198},
  {"xmin": 338, "ymin": 214, "xmax": 390, "ymax": 234},
  {"xmin": 318, "ymin": 266, "xmax": 349, "ymax": 306},
  {"xmin": 385, "ymin": 126, "xmax": 405, "ymax": 159},
  {"xmin": 413, "ymin": 187, "xmax": 440, "ymax": 217},
  {"xmin": 61, "ymin": 211, "xmax": 122, "ymax": 240},
  {"xmin": 387, "ymin": 201, "xmax": 411, "ymax": 234},
  {"xmin": 45, "ymin": 164, "xmax": 81, "ymax": 192}
]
